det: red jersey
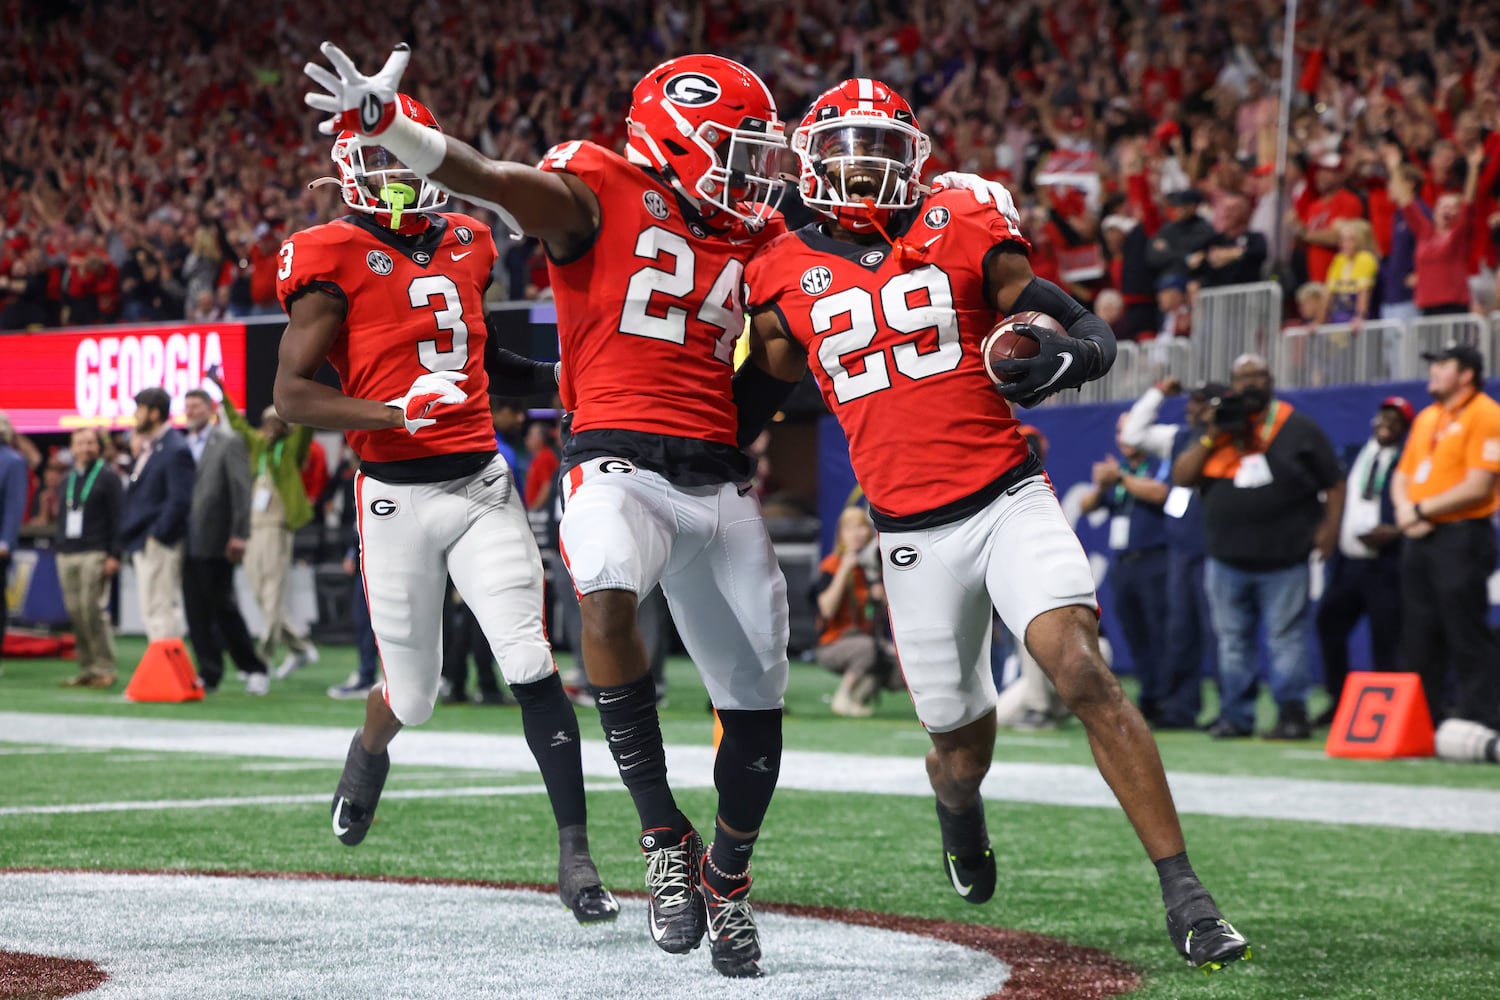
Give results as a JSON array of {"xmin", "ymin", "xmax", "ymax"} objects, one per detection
[
  {"xmin": 537, "ymin": 141, "xmax": 785, "ymax": 447},
  {"xmin": 745, "ymin": 191, "xmax": 1033, "ymax": 523},
  {"xmin": 275, "ymin": 213, "xmax": 498, "ymax": 466}
]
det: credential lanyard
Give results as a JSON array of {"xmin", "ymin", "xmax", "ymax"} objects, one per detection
[{"xmin": 66, "ymin": 460, "xmax": 103, "ymax": 510}]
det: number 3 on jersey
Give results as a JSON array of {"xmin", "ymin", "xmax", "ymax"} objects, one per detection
[
  {"xmin": 620, "ymin": 226, "xmax": 743, "ymax": 364},
  {"xmin": 408, "ymin": 275, "xmax": 469, "ymax": 372},
  {"xmin": 815, "ymin": 266, "xmax": 961, "ymax": 404}
]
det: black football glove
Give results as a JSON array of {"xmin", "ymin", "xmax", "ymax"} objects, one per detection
[{"xmin": 993, "ymin": 324, "xmax": 1099, "ymax": 409}]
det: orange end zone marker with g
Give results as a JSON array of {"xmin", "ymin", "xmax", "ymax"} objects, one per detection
[{"xmin": 1325, "ymin": 672, "xmax": 1434, "ymax": 759}]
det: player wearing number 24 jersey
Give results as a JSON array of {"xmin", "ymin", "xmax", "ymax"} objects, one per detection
[
  {"xmin": 271, "ymin": 93, "xmax": 619, "ymax": 927},
  {"xmin": 742, "ymin": 79, "xmax": 1251, "ymax": 975},
  {"xmin": 301, "ymin": 44, "xmax": 1025, "ymax": 978}
]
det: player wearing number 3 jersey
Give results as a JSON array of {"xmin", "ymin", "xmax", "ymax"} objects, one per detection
[
  {"xmin": 302, "ymin": 43, "xmax": 1024, "ymax": 977},
  {"xmin": 271, "ymin": 94, "xmax": 619, "ymax": 927},
  {"xmin": 741, "ymin": 79, "xmax": 1251, "ymax": 975}
]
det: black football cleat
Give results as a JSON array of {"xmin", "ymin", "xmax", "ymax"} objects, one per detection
[
  {"xmin": 703, "ymin": 873, "xmax": 763, "ymax": 978},
  {"xmin": 1166, "ymin": 887, "xmax": 1252, "ymax": 974},
  {"xmin": 330, "ymin": 729, "xmax": 389, "ymax": 847},
  {"xmin": 936, "ymin": 799, "xmax": 996, "ymax": 904},
  {"xmin": 558, "ymin": 825, "xmax": 620, "ymax": 925},
  {"xmin": 641, "ymin": 826, "xmax": 707, "ymax": 954}
]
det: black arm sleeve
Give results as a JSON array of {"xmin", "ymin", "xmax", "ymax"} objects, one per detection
[
  {"xmin": 1009, "ymin": 276, "xmax": 1118, "ymax": 380},
  {"xmin": 732, "ymin": 363, "xmax": 800, "ymax": 450},
  {"xmin": 484, "ymin": 340, "xmax": 560, "ymax": 397}
]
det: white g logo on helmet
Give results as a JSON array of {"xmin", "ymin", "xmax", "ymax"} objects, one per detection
[{"xmin": 662, "ymin": 72, "xmax": 722, "ymax": 107}]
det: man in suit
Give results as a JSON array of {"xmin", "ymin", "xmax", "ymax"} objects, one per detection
[
  {"xmin": 0, "ymin": 412, "xmax": 30, "ymax": 672},
  {"xmin": 1315, "ymin": 397, "xmax": 1413, "ymax": 725},
  {"xmin": 182, "ymin": 388, "xmax": 267, "ymax": 693},
  {"xmin": 118, "ymin": 387, "xmax": 194, "ymax": 642}
]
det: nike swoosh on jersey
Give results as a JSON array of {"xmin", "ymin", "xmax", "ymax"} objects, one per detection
[
  {"xmin": 946, "ymin": 854, "xmax": 974, "ymax": 897},
  {"xmin": 451, "ymin": 251, "xmax": 473, "ymax": 261},
  {"xmin": 1037, "ymin": 352, "xmax": 1074, "ymax": 392}
]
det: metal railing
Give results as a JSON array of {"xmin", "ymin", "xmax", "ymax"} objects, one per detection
[
  {"xmin": 1188, "ymin": 282, "xmax": 1285, "ymax": 385},
  {"xmin": 1276, "ymin": 320, "xmax": 1405, "ymax": 389}
]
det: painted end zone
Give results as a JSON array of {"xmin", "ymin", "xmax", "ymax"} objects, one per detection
[{"xmin": 0, "ymin": 870, "xmax": 1139, "ymax": 999}]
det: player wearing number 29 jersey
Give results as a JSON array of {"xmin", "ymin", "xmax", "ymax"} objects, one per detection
[
  {"xmin": 741, "ymin": 79, "xmax": 1252, "ymax": 977},
  {"xmin": 271, "ymin": 93, "xmax": 619, "ymax": 929}
]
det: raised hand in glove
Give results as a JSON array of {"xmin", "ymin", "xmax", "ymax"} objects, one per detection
[
  {"xmin": 388, "ymin": 371, "xmax": 468, "ymax": 435},
  {"xmin": 992, "ymin": 324, "xmax": 1098, "ymax": 409},
  {"xmin": 304, "ymin": 41, "xmax": 411, "ymax": 137}
]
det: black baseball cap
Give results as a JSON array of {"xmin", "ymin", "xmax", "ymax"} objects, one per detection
[
  {"xmin": 1420, "ymin": 342, "xmax": 1484, "ymax": 379},
  {"xmin": 1189, "ymin": 381, "xmax": 1230, "ymax": 402}
]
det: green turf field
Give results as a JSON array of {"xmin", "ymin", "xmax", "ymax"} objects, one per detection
[{"xmin": 3, "ymin": 638, "xmax": 1498, "ymax": 998}]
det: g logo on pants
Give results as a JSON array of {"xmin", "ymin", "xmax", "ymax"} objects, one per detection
[
  {"xmin": 369, "ymin": 498, "xmax": 399, "ymax": 519},
  {"xmin": 888, "ymin": 545, "xmax": 921, "ymax": 569},
  {"xmin": 599, "ymin": 460, "xmax": 636, "ymax": 475}
]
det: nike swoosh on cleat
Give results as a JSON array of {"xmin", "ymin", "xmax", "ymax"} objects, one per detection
[
  {"xmin": 332, "ymin": 801, "xmax": 351, "ymax": 838},
  {"xmin": 945, "ymin": 854, "xmax": 973, "ymax": 897},
  {"xmin": 1038, "ymin": 352, "xmax": 1074, "ymax": 392},
  {"xmin": 648, "ymin": 911, "xmax": 673, "ymax": 942}
]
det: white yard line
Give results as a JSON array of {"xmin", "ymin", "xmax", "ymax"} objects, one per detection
[
  {"xmin": 3, "ymin": 712, "xmax": 1499, "ymax": 834},
  {"xmin": 0, "ymin": 783, "xmax": 620, "ymax": 817}
]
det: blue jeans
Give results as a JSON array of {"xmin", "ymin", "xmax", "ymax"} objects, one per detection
[
  {"xmin": 350, "ymin": 576, "xmax": 379, "ymax": 686},
  {"xmin": 1157, "ymin": 548, "xmax": 1213, "ymax": 726},
  {"xmin": 1204, "ymin": 558, "xmax": 1312, "ymax": 729}
]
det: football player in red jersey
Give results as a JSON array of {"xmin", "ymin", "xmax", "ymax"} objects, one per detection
[
  {"xmin": 740, "ymin": 80, "xmax": 1251, "ymax": 974},
  {"xmin": 302, "ymin": 43, "xmax": 796, "ymax": 978},
  {"xmin": 304, "ymin": 44, "xmax": 1028, "ymax": 978},
  {"xmin": 270, "ymin": 95, "xmax": 619, "ymax": 926}
]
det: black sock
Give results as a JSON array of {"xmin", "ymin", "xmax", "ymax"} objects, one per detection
[
  {"xmin": 704, "ymin": 821, "xmax": 756, "ymax": 897},
  {"xmin": 713, "ymin": 709, "xmax": 783, "ymax": 833},
  {"xmin": 935, "ymin": 799, "xmax": 990, "ymax": 863},
  {"xmin": 510, "ymin": 672, "xmax": 587, "ymax": 829},
  {"xmin": 1154, "ymin": 852, "xmax": 1204, "ymax": 907},
  {"xmin": 594, "ymin": 673, "xmax": 680, "ymax": 831}
]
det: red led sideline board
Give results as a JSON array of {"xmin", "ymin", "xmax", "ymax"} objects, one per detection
[{"xmin": 0, "ymin": 321, "xmax": 247, "ymax": 432}]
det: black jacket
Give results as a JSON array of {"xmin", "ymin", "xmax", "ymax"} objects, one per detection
[{"xmin": 119, "ymin": 428, "xmax": 194, "ymax": 553}]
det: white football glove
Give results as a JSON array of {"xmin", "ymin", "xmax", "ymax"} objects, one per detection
[
  {"xmin": 304, "ymin": 41, "xmax": 411, "ymax": 137},
  {"xmin": 929, "ymin": 172, "xmax": 1021, "ymax": 226},
  {"xmin": 387, "ymin": 371, "xmax": 468, "ymax": 435}
]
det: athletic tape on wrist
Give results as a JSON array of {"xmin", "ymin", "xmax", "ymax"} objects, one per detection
[{"xmin": 380, "ymin": 112, "xmax": 447, "ymax": 177}]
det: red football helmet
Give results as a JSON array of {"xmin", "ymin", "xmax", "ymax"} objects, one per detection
[
  {"xmin": 332, "ymin": 94, "xmax": 448, "ymax": 231},
  {"xmin": 791, "ymin": 79, "xmax": 931, "ymax": 232},
  {"xmin": 626, "ymin": 54, "xmax": 786, "ymax": 226}
]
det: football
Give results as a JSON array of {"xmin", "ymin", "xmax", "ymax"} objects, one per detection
[{"xmin": 981, "ymin": 311, "xmax": 1066, "ymax": 385}]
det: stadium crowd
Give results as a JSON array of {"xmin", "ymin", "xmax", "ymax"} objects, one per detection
[{"xmin": 3, "ymin": 0, "xmax": 1499, "ymax": 332}]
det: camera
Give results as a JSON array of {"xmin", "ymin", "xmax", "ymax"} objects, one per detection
[
  {"xmin": 1209, "ymin": 391, "xmax": 1253, "ymax": 433},
  {"xmin": 1209, "ymin": 385, "xmax": 1270, "ymax": 433}
]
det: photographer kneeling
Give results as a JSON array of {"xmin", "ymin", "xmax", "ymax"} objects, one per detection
[{"xmin": 1174, "ymin": 354, "xmax": 1344, "ymax": 740}]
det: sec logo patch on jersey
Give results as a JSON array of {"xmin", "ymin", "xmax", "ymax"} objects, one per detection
[
  {"xmin": 366, "ymin": 250, "xmax": 394, "ymax": 275},
  {"xmin": 643, "ymin": 191, "xmax": 671, "ymax": 220},
  {"xmin": 801, "ymin": 266, "xmax": 833, "ymax": 295}
]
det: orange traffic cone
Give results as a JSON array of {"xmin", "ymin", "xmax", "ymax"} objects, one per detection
[
  {"xmin": 1325, "ymin": 672, "xmax": 1434, "ymax": 759},
  {"xmin": 123, "ymin": 638, "xmax": 204, "ymax": 703}
]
